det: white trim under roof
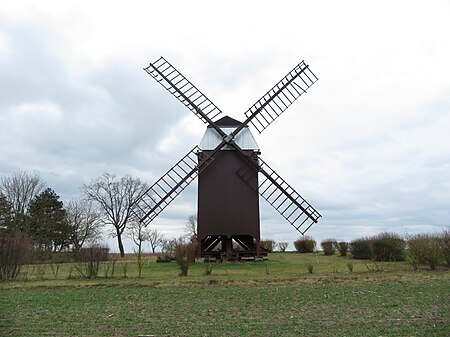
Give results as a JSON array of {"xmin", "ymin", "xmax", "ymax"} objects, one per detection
[{"xmin": 199, "ymin": 126, "xmax": 260, "ymax": 151}]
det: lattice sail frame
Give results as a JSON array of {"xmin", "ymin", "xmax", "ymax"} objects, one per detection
[
  {"xmin": 132, "ymin": 146, "xmax": 200, "ymax": 225},
  {"xmin": 235, "ymin": 157, "xmax": 321, "ymax": 233},
  {"xmin": 258, "ymin": 159, "xmax": 321, "ymax": 234},
  {"xmin": 243, "ymin": 61, "xmax": 318, "ymax": 133},
  {"xmin": 144, "ymin": 57, "xmax": 224, "ymax": 124}
]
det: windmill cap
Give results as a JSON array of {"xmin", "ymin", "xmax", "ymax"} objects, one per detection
[{"xmin": 209, "ymin": 115, "xmax": 244, "ymax": 127}]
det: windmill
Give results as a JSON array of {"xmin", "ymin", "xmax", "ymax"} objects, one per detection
[{"xmin": 133, "ymin": 56, "xmax": 321, "ymax": 260}]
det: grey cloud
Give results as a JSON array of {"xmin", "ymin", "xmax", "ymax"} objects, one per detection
[{"xmin": 0, "ymin": 20, "xmax": 197, "ymax": 205}]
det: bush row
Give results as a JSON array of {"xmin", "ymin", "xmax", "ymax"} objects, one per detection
[
  {"xmin": 293, "ymin": 237, "xmax": 349, "ymax": 256},
  {"xmin": 350, "ymin": 232, "xmax": 405, "ymax": 261},
  {"xmin": 408, "ymin": 232, "xmax": 449, "ymax": 270},
  {"xmin": 348, "ymin": 230, "xmax": 450, "ymax": 269},
  {"xmin": 0, "ymin": 231, "xmax": 112, "ymax": 281},
  {"xmin": 291, "ymin": 229, "xmax": 450, "ymax": 270},
  {"xmin": 2, "ymin": 229, "xmax": 448, "ymax": 281}
]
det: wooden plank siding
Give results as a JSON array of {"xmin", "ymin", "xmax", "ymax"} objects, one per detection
[{"xmin": 197, "ymin": 150, "xmax": 260, "ymax": 243}]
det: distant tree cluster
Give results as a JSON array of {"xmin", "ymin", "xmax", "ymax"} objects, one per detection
[
  {"xmin": 0, "ymin": 171, "xmax": 102, "ymax": 253},
  {"xmin": 0, "ymin": 171, "xmax": 163, "ymax": 258},
  {"xmin": 0, "ymin": 171, "xmax": 169, "ymax": 280}
]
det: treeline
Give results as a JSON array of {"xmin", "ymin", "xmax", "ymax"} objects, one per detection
[
  {"xmin": 261, "ymin": 230, "xmax": 450, "ymax": 270},
  {"xmin": 0, "ymin": 171, "xmax": 165, "ymax": 256},
  {"xmin": 0, "ymin": 171, "xmax": 96, "ymax": 254},
  {"xmin": 0, "ymin": 171, "xmax": 196, "ymax": 281}
]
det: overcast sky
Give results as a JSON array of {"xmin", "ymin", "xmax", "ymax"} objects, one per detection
[{"xmin": 1, "ymin": 1, "xmax": 449, "ymax": 252}]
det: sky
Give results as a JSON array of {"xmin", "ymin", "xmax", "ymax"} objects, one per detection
[{"xmin": 1, "ymin": 0, "xmax": 449, "ymax": 252}]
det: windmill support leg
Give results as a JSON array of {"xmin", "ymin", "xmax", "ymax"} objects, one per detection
[{"xmin": 225, "ymin": 237, "xmax": 233, "ymax": 253}]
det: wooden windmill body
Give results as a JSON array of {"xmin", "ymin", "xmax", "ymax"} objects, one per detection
[
  {"xmin": 133, "ymin": 57, "xmax": 322, "ymax": 260},
  {"xmin": 197, "ymin": 116, "xmax": 261, "ymax": 258}
]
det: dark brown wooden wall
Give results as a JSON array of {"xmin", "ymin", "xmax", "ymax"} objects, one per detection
[{"xmin": 197, "ymin": 150, "xmax": 260, "ymax": 241}]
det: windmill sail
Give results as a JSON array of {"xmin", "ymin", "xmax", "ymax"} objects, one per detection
[
  {"xmin": 242, "ymin": 61, "xmax": 318, "ymax": 134},
  {"xmin": 258, "ymin": 158, "xmax": 321, "ymax": 234},
  {"xmin": 133, "ymin": 146, "xmax": 201, "ymax": 225},
  {"xmin": 144, "ymin": 57, "xmax": 224, "ymax": 124}
]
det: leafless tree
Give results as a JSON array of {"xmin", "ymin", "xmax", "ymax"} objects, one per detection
[
  {"xmin": 126, "ymin": 219, "xmax": 149, "ymax": 277},
  {"xmin": 66, "ymin": 198, "xmax": 102, "ymax": 252},
  {"xmin": 185, "ymin": 213, "xmax": 197, "ymax": 241},
  {"xmin": 81, "ymin": 173, "xmax": 148, "ymax": 257},
  {"xmin": 0, "ymin": 171, "xmax": 45, "ymax": 215},
  {"xmin": 277, "ymin": 241, "xmax": 289, "ymax": 252},
  {"xmin": 0, "ymin": 193, "xmax": 12, "ymax": 231},
  {"xmin": 161, "ymin": 236, "xmax": 185, "ymax": 258},
  {"xmin": 147, "ymin": 228, "xmax": 164, "ymax": 253},
  {"xmin": 126, "ymin": 220, "xmax": 148, "ymax": 255}
]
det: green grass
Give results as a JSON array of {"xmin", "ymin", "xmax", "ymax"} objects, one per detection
[
  {"xmin": 1, "ymin": 253, "xmax": 449, "ymax": 336},
  {"xmin": 0, "ymin": 252, "xmax": 429, "ymax": 287}
]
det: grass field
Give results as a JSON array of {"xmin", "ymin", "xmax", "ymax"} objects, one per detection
[{"xmin": 1, "ymin": 253, "xmax": 449, "ymax": 336}]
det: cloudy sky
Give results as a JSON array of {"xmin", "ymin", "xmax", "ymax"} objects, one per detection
[{"xmin": 1, "ymin": 0, "xmax": 449, "ymax": 252}]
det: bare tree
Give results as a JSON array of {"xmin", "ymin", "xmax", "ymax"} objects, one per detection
[
  {"xmin": 0, "ymin": 171, "xmax": 45, "ymax": 215},
  {"xmin": 66, "ymin": 198, "xmax": 102, "ymax": 252},
  {"xmin": 277, "ymin": 241, "xmax": 289, "ymax": 252},
  {"xmin": 161, "ymin": 236, "xmax": 184, "ymax": 258},
  {"xmin": 126, "ymin": 220, "xmax": 149, "ymax": 277},
  {"xmin": 185, "ymin": 213, "xmax": 197, "ymax": 241},
  {"xmin": 126, "ymin": 221, "xmax": 148, "ymax": 255},
  {"xmin": 0, "ymin": 193, "xmax": 12, "ymax": 232},
  {"xmin": 81, "ymin": 173, "xmax": 148, "ymax": 257},
  {"xmin": 147, "ymin": 228, "xmax": 164, "ymax": 253}
]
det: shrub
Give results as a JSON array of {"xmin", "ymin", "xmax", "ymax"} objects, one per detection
[
  {"xmin": 103, "ymin": 258, "xmax": 117, "ymax": 278},
  {"xmin": 204, "ymin": 264, "xmax": 213, "ymax": 276},
  {"xmin": 0, "ymin": 231, "xmax": 32, "ymax": 281},
  {"xmin": 294, "ymin": 236, "xmax": 316, "ymax": 253},
  {"xmin": 350, "ymin": 237, "xmax": 372, "ymax": 259},
  {"xmin": 174, "ymin": 241, "xmax": 196, "ymax": 276},
  {"xmin": 36, "ymin": 264, "xmax": 46, "ymax": 280},
  {"xmin": 408, "ymin": 234, "xmax": 442, "ymax": 270},
  {"xmin": 306, "ymin": 260, "xmax": 314, "ymax": 274},
  {"xmin": 438, "ymin": 228, "xmax": 450, "ymax": 266},
  {"xmin": 121, "ymin": 261, "xmax": 128, "ymax": 278},
  {"xmin": 74, "ymin": 245, "xmax": 109, "ymax": 278},
  {"xmin": 338, "ymin": 242, "xmax": 348, "ymax": 256},
  {"xmin": 364, "ymin": 260, "xmax": 388, "ymax": 272},
  {"xmin": 346, "ymin": 261, "xmax": 354, "ymax": 272},
  {"xmin": 320, "ymin": 239, "xmax": 337, "ymax": 256},
  {"xmin": 260, "ymin": 239, "xmax": 276, "ymax": 253},
  {"xmin": 371, "ymin": 232, "xmax": 405, "ymax": 261}
]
